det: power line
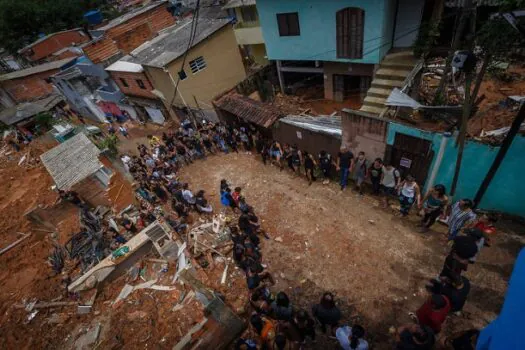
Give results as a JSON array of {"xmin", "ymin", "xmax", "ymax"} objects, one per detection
[{"xmin": 167, "ymin": 0, "xmax": 202, "ymax": 107}]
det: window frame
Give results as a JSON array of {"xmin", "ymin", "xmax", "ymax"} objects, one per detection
[
  {"xmin": 336, "ymin": 7, "xmax": 365, "ymax": 59},
  {"xmin": 276, "ymin": 12, "xmax": 300, "ymax": 37},
  {"xmin": 119, "ymin": 78, "xmax": 129, "ymax": 88},
  {"xmin": 189, "ymin": 56, "xmax": 207, "ymax": 74},
  {"xmin": 136, "ymin": 79, "xmax": 146, "ymax": 90}
]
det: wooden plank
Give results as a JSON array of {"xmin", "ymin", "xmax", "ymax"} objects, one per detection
[{"xmin": 0, "ymin": 233, "xmax": 31, "ymax": 256}]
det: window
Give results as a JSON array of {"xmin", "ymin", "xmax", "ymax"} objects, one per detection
[
  {"xmin": 336, "ymin": 8, "xmax": 365, "ymax": 59},
  {"xmin": 277, "ymin": 12, "xmax": 300, "ymax": 36},
  {"xmin": 189, "ymin": 56, "xmax": 207, "ymax": 74},
  {"xmin": 136, "ymin": 79, "xmax": 146, "ymax": 89},
  {"xmin": 241, "ymin": 6, "xmax": 258, "ymax": 23},
  {"xmin": 119, "ymin": 78, "xmax": 129, "ymax": 88}
]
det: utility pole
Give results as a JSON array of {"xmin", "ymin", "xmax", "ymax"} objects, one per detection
[
  {"xmin": 450, "ymin": 71, "xmax": 473, "ymax": 196},
  {"xmin": 474, "ymin": 102, "xmax": 525, "ymax": 207}
]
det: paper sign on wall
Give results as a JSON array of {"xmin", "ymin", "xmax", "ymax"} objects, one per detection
[
  {"xmin": 400, "ymin": 157, "xmax": 412, "ymax": 168},
  {"xmin": 296, "ymin": 131, "xmax": 302, "ymax": 139}
]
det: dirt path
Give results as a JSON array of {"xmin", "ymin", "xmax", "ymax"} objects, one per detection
[{"xmin": 178, "ymin": 152, "xmax": 524, "ymax": 348}]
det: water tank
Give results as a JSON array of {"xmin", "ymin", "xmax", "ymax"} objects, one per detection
[{"xmin": 84, "ymin": 10, "xmax": 103, "ymax": 25}]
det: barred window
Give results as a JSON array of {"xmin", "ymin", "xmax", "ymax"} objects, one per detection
[{"xmin": 189, "ymin": 56, "xmax": 206, "ymax": 74}]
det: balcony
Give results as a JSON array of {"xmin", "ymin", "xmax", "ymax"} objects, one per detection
[
  {"xmin": 233, "ymin": 21, "xmax": 264, "ymax": 45},
  {"xmin": 96, "ymin": 85, "xmax": 124, "ymax": 103}
]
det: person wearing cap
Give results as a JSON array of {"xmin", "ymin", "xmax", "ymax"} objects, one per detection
[{"xmin": 413, "ymin": 294, "xmax": 451, "ymax": 334}]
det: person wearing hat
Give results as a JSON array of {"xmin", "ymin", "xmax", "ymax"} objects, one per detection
[{"xmin": 412, "ymin": 294, "xmax": 451, "ymax": 334}]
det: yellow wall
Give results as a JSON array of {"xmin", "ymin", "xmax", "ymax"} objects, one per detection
[
  {"xmin": 145, "ymin": 25, "xmax": 246, "ymax": 110},
  {"xmin": 251, "ymin": 44, "xmax": 268, "ymax": 66}
]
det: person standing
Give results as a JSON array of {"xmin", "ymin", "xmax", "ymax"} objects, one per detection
[
  {"xmin": 397, "ymin": 175, "xmax": 421, "ymax": 217},
  {"xmin": 304, "ymin": 151, "xmax": 316, "ymax": 185},
  {"xmin": 312, "ymin": 292, "xmax": 342, "ymax": 335},
  {"xmin": 118, "ymin": 125, "xmax": 129, "ymax": 138},
  {"xmin": 412, "ymin": 294, "xmax": 451, "ymax": 334},
  {"xmin": 367, "ymin": 158, "xmax": 383, "ymax": 195},
  {"xmin": 446, "ymin": 199, "xmax": 476, "ymax": 240},
  {"xmin": 381, "ymin": 163, "xmax": 400, "ymax": 208},
  {"xmin": 318, "ymin": 150, "xmax": 332, "ymax": 184},
  {"xmin": 395, "ymin": 324, "xmax": 435, "ymax": 350},
  {"xmin": 352, "ymin": 152, "xmax": 368, "ymax": 195},
  {"xmin": 336, "ymin": 147, "xmax": 355, "ymax": 191},
  {"xmin": 336, "ymin": 324, "xmax": 369, "ymax": 350},
  {"xmin": 418, "ymin": 185, "xmax": 448, "ymax": 233}
]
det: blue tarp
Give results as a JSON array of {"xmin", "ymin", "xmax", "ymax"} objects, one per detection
[{"xmin": 477, "ymin": 248, "xmax": 525, "ymax": 350}]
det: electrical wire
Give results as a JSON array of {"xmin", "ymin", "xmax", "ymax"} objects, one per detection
[{"xmin": 167, "ymin": 0, "xmax": 202, "ymax": 107}]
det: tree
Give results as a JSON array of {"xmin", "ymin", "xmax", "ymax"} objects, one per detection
[{"xmin": 0, "ymin": 0, "xmax": 114, "ymax": 54}]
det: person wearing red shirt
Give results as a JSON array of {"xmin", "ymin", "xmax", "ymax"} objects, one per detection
[{"xmin": 414, "ymin": 294, "xmax": 451, "ymax": 334}]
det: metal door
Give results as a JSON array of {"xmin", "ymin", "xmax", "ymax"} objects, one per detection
[{"xmin": 389, "ymin": 133, "xmax": 434, "ymax": 187}]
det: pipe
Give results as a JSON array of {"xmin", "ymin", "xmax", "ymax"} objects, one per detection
[{"xmin": 425, "ymin": 132, "xmax": 451, "ymax": 192}]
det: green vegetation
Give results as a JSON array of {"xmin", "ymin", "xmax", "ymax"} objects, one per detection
[
  {"xmin": 96, "ymin": 134, "xmax": 119, "ymax": 157},
  {"xmin": 0, "ymin": 0, "xmax": 120, "ymax": 54}
]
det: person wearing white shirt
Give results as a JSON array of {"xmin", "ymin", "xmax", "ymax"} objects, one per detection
[{"xmin": 336, "ymin": 325, "xmax": 369, "ymax": 350}]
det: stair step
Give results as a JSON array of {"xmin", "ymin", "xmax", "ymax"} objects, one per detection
[
  {"xmin": 380, "ymin": 60, "xmax": 417, "ymax": 70},
  {"xmin": 359, "ymin": 105, "xmax": 385, "ymax": 115},
  {"xmin": 384, "ymin": 51, "xmax": 415, "ymax": 60},
  {"xmin": 366, "ymin": 87, "xmax": 392, "ymax": 98},
  {"xmin": 376, "ymin": 68, "xmax": 412, "ymax": 78},
  {"xmin": 363, "ymin": 96, "xmax": 387, "ymax": 108},
  {"xmin": 371, "ymin": 79, "xmax": 404, "ymax": 88}
]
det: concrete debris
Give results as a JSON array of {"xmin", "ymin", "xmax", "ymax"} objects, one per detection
[
  {"xmin": 274, "ymin": 237, "xmax": 283, "ymax": 242},
  {"xmin": 74, "ymin": 323, "xmax": 101, "ymax": 350}
]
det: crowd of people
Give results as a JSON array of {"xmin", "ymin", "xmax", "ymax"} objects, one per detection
[{"xmin": 110, "ymin": 118, "xmax": 498, "ymax": 349}]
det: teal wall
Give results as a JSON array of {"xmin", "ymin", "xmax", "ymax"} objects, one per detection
[
  {"xmin": 256, "ymin": 0, "xmax": 394, "ymax": 64},
  {"xmin": 387, "ymin": 122, "xmax": 525, "ymax": 217}
]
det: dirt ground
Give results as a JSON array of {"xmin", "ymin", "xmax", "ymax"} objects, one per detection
[{"xmin": 178, "ymin": 152, "xmax": 525, "ymax": 348}]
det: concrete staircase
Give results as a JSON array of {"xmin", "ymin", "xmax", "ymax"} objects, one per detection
[{"xmin": 359, "ymin": 51, "xmax": 418, "ymax": 115}]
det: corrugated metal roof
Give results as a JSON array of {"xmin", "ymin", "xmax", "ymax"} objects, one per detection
[
  {"xmin": 280, "ymin": 115, "xmax": 342, "ymax": 137},
  {"xmin": 125, "ymin": 17, "xmax": 231, "ymax": 67},
  {"xmin": 0, "ymin": 94, "xmax": 64, "ymax": 126},
  {"xmin": 40, "ymin": 133, "xmax": 103, "ymax": 190},
  {"xmin": 445, "ymin": 0, "xmax": 502, "ymax": 6},
  {"xmin": 0, "ymin": 57, "xmax": 75, "ymax": 81},
  {"xmin": 222, "ymin": 0, "xmax": 256, "ymax": 10},
  {"xmin": 214, "ymin": 93, "xmax": 283, "ymax": 128},
  {"xmin": 98, "ymin": 1, "xmax": 168, "ymax": 31},
  {"xmin": 105, "ymin": 60, "xmax": 144, "ymax": 73}
]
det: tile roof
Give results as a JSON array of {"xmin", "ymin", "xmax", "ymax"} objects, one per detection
[
  {"xmin": 125, "ymin": 17, "xmax": 231, "ymax": 67},
  {"xmin": 40, "ymin": 133, "xmax": 103, "ymax": 190},
  {"xmin": 214, "ymin": 93, "xmax": 283, "ymax": 128},
  {"xmin": 0, "ymin": 94, "xmax": 64, "ymax": 126},
  {"xmin": 0, "ymin": 57, "xmax": 75, "ymax": 81},
  {"xmin": 18, "ymin": 28, "xmax": 85, "ymax": 54}
]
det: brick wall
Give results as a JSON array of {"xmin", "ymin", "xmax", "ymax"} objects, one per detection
[
  {"xmin": 109, "ymin": 71, "xmax": 157, "ymax": 100},
  {"xmin": 82, "ymin": 37, "xmax": 121, "ymax": 64},
  {"xmin": 84, "ymin": 3, "xmax": 175, "ymax": 63},
  {"xmin": 22, "ymin": 30, "xmax": 90, "ymax": 62},
  {"xmin": 1, "ymin": 70, "xmax": 59, "ymax": 103},
  {"xmin": 112, "ymin": 22, "xmax": 154, "ymax": 54}
]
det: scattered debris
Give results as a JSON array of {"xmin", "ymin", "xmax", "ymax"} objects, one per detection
[{"xmin": 0, "ymin": 232, "xmax": 31, "ymax": 256}]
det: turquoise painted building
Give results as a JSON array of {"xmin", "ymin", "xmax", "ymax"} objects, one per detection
[
  {"xmin": 386, "ymin": 122, "xmax": 525, "ymax": 217},
  {"xmin": 255, "ymin": 0, "xmax": 425, "ymax": 101}
]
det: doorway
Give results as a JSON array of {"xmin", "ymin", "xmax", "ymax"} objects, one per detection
[{"xmin": 388, "ymin": 133, "xmax": 434, "ymax": 187}]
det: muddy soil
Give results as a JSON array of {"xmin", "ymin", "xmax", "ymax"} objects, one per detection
[{"xmin": 178, "ymin": 152, "xmax": 524, "ymax": 348}]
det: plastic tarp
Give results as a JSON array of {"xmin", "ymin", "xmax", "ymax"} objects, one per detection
[
  {"xmin": 386, "ymin": 88, "xmax": 463, "ymax": 111},
  {"xmin": 477, "ymin": 248, "xmax": 525, "ymax": 350}
]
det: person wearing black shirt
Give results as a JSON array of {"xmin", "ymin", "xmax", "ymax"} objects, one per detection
[
  {"xmin": 318, "ymin": 150, "xmax": 332, "ymax": 184},
  {"xmin": 396, "ymin": 324, "xmax": 435, "ymax": 350},
  {"xmin": 336, "ymin": 146, "xmax": 355, "ymax": 191},
  {"xmin": 304, "ymin": 151, "xmax": 316, "ymax": 185},
  {"xmin": 441, "ymin": 275, "xmax": 471, "ymax": 314}
]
